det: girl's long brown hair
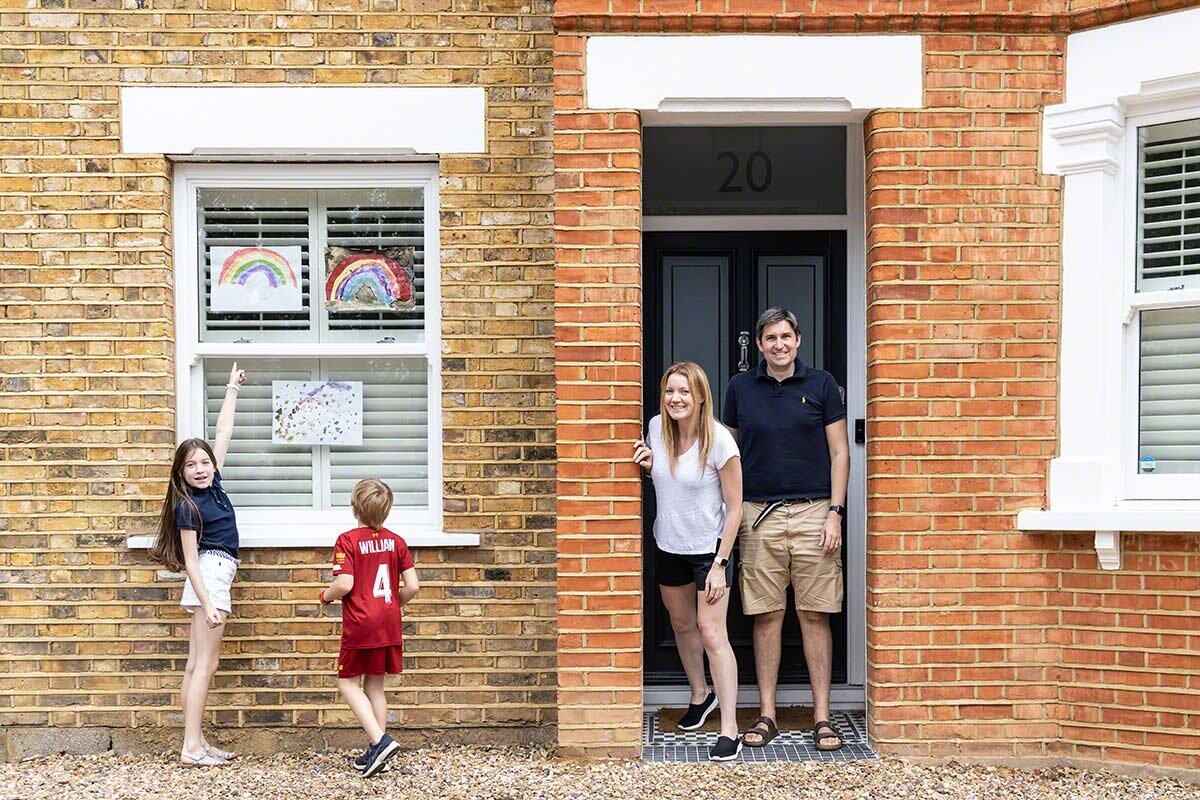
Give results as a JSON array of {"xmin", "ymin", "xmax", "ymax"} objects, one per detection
[
  {"xmin": 150, "ymin": 438, "xmax": 214, "ymax": 572},
  {"xmin": 658, "ymin": 362, "xmax": 716, "ymax": 477}
]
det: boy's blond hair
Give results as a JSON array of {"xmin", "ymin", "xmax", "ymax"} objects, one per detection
[{"xmin": 350, "ymin": 478, "xmax": 393, "ymax": 530}]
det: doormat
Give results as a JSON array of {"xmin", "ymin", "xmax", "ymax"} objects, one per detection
[
  {"xmin": 657, "ymin": 704, "xmax": 815, "ymax": 734},
  {"xmin": 643, "ymin": 708, "xmax": 876, "ymax": 763}
]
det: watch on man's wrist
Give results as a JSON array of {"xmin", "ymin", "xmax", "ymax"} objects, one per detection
[
  {"xmin": 829, "ymin": 504, "xmax": 846, "ymax": 517},
  {"xmin": 715, "ymin": 555, "xmax": 729, "ymax": 567}
]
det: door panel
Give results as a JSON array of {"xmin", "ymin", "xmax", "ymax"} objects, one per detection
[{"xmin": 643, "ymin": 231, "xmax": 848, "ymax": 687}]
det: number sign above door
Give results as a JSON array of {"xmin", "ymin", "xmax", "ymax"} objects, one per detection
[{"xmin": 643, "ymin": 126, "xmax": 847, "ymax": 216}]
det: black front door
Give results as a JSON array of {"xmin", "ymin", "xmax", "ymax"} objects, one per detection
[{"xmin": 642, "ymin": 230, "xmax": 848, "ymax": 687}]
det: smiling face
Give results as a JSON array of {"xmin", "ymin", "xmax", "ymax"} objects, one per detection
[
  {"xmin": 663, "ymin": 372, "xmax": 698, "ymax": 425},
  {"xmin": 181, "ymin": 447, "xmax": 215, "ymax": 490},
  {"xmin": 757, "ymin": 319, "xmax": 800, "ymax": 372}
]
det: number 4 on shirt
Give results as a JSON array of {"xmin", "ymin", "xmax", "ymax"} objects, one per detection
[{"xmin": 372, "ymin": 563, "xmax": 393, "ymax": 605}]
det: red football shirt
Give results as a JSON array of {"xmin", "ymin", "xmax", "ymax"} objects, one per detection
[{"xmin": 331, "ymin": 527, "xmax": 414, "ymax": 650}]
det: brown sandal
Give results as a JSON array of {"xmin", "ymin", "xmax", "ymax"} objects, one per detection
[
  {"xmin": 813, "ymin": 720, "xmax": 844, "ymax": 751},
  {"xmin": 742, "ymin": 715, "xmax": 779, "ymax": 747}
]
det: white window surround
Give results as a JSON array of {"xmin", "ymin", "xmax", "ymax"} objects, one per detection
[
  {"xmin": 120, "ymin": 86, "xmax": 486, "ymax": 156},
  {"xmin": 127, "ymin": 163, "xmax": 477, "ymax": 551},
  {"xmin": 585, "ymin": 35, "xmax": 922, "ymax": 124},
  {"xmin": 1022, "ymin": 9, "xmax": 1200, "ymax": 568}
]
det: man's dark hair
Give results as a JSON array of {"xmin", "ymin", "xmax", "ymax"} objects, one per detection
[{"xmin": 755, "ymin": 306, "xmax": 800, "ymax": 341}]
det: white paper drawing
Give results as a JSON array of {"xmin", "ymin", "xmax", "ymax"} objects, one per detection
[
  {"xmin": 210, "ymin": 245, "xmax": 304, "ymax": 313},
  {"xmin": 272, "ymin": 380, "xmax": 363, "ymax": 446}
]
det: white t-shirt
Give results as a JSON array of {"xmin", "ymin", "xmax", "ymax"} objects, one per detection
[{"xmin": 647, "ymin": 415, "xmax": 740, "ymax": 555}]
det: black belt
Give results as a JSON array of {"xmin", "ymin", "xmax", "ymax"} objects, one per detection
[{"xmin": 751, "ymin": 498, "xmax": 829, "ymax": 530}]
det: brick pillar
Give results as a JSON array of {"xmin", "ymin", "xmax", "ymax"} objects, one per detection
[
  {"xmin": 863, "ymin": 33, "xmax": 1065, "ymax": 759},
  {"xmin": 553, "ymin": 33, "xmax": 644, "ymax": 757}
]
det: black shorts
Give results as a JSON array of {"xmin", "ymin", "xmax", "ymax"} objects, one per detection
[{"xmin": 655, "ymin": 545, "xmax": 735, "ymax": 591}]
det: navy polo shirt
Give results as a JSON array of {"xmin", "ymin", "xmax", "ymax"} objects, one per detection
[
  {"xmin": 722, "ymin": 361, "xmax": 846, "ymax": 502},
  {"xmin": 175, "ymin": 469, "xmax": 239, "ymax": 558}
]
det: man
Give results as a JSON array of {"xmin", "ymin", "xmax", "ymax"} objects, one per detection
[{"xmin": 722, "ymin": 306, "xmax": 849, "ymax": 751}]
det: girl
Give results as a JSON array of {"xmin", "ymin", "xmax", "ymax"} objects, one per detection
[
  {"xmin": 151, "ymin": 362, "xmax": 245, "ymax": 767},
  {"xmin": 633, "ymin": 362, "xmax": 743, "ymax": 761}
]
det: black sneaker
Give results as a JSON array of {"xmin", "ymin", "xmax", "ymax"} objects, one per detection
[
  {"xmin": 710, "ymin": 735, "xmax": 743, "ymax": 762},
  {"xmin": 353, "ymin": 745, "xmax": 370, "ymax": 771},
  {"xmin": 676, "ymin": 692, "xmax": 718, "ymax": 731},
  {"xmin": 362, "ymin": 733, "xmax": 400, "ymax": 778}
]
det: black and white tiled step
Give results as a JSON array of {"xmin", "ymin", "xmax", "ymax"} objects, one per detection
[{"xmin": 642, "ymin": 709, "xmax": 876, "ymax": 763}]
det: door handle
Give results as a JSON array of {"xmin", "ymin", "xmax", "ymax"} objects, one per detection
[{"xmin": 737, "ymin": 331, "xmax": 750, "ymax": 372}]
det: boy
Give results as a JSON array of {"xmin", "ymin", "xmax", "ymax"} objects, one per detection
[{"xmin": 318, "ymin": 478, "xmax": 419, "ymax": 778}]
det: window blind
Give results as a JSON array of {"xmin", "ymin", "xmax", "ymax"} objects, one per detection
[
  {"xmin": 205, "ymin": 359, "xmax": 317, "ymax": 507},
  {"xmin": 203, "ymin": 358, "xmax": 429, "ymax": 510},
  {"xmin": 199, "ymin": 189, "xmax": 313, "ymax": 340},
  {"xmin": 1139, "ymin": 119, "xmax": 1200, "ymax": 292},
  {"xmin": 1139, "ymin": 306, "xmax": 1200, "ymax": 474},
  {"xmin": 326, "ymin": 359, "xmax": 429, "ymax": 509}
]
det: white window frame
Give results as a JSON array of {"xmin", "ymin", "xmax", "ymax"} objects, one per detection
[
  {"xmin": 132, "ymin": 162, "xmax": 473, "ymax": 549},
  {"xmin": 1122, "ymin": 108, "xmax": 1200, "ymax": 501},
  {"xmin": 1021, "ymin": 16, "xmax": 1200, "ymax": 567}
]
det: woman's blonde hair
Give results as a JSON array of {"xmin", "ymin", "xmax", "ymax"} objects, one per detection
[
  {"xmin": 658, "ymin": 361, "xmax": 716, "ymax": 477},
  {"xmin": 351, "ymin": 478, "xmax": 393, "ymax": 530}
]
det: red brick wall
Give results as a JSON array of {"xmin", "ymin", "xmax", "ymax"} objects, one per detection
[
  {"xmin": 864, "ymin": 32, "xmax": 1067, "ymax": 761},
  {"xmin": 553, "ymin": 33, "xmax": 645, "ymax": 758}
]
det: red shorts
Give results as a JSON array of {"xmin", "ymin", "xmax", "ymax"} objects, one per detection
[{"xmin": 338, "ymin": 644, "xmax": 404, "ymax": 678}]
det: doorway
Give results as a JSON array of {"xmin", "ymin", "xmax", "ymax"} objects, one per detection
[
  {"xmin": 639, "ymin": 124, "xmax": 867, "ymax": 708},
  {"xmin": 641, "ymin": 230, "xmax": 848, "ymax": 686}
]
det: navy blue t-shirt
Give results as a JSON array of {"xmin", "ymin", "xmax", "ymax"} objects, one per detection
[
  {"xmin": 722, "ymin": 361, "xmax": 847, "ymax": 502},
  {"xmin": 175, "ymin": 469, "xmax": 239, "ymax": 558}
]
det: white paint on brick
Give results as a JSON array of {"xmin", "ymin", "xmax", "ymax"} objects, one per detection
[
  {"xmin": 586, "ymin": 35, "xmax": 923, "ymax": 119},
  {"xmin": 120, "ymin": 86, "xmax": 487, "ymax": 155}
]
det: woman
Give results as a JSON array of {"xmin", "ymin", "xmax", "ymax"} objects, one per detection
[{"xmin": 633, "ymin": 361, "xmax": 743, "ymax": 761}]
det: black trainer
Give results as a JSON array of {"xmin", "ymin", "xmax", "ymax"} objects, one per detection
[
  {"xmin": 361, "ymin": 733, "xmax": 400, "ymax": 778},
  {"xmin": 710, "ymin": 735, "xmax": 743, "ymax": 762},
  {"xmin": 353, "ymin": 745, "xmax": 370, "ymax": 771},
  {"xmin": 676, "ymin": 692, "xmax": 718, "ymax": 731}
]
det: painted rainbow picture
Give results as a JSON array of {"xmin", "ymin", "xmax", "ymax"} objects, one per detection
[
  {"xmin": 324, "ymin": 246, "xmax": 415, "ymax": 313},
  {"xmin": 209, "ymin": 245, "xmax": 303, "ymax": 313}
]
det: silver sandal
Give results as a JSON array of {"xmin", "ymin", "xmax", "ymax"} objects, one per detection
[{"xmin": 180, "ymin": 746, "xmax": 227, "ymax": 767}]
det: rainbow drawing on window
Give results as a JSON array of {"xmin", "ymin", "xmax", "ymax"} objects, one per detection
[
  {"xmin": 209, "ymin": 245, "xmax": 304, "ymax": 313},
  {"xmin": 324, "ymin": 246, "xmax": 415, "ymax": 313}
]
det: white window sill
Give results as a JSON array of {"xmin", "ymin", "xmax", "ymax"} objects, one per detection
[
  {"xmin": 1017, "ymin": 502, "xmax": 1200, "ymax": 533},
  {"xmin": 127, "ymin": 524, "xmax": 479, "ymax": 550},
  {"xmin": 1018, "ymin": 503, "xmax": 1200, "ymax": 571}
]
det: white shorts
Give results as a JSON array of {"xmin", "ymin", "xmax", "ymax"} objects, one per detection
[{"xmin": 181, "ymin": 550, "xmax": 239, "ymax": 614}]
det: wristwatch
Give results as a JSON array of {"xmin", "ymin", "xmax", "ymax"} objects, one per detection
[
  {"xmin": 829, "ymin": 504, "xmax": 846, "ymax": 517},
  {"xmin": 715, "ymin": 555, "xmax": 730, "ymax": 567}
]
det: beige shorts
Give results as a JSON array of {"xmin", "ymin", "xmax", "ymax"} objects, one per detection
[{"xmin": 738, "ymin": 499, "xmax": 843, "ymax": 615}]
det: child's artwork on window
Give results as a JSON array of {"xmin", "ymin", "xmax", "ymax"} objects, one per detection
[
  {"xmin": 209, "ymin": 246, "xmax": 304, "ymax": 313},
  {"xmin": 272, "ymin": 380, "xmax": 363, "ymax": 446},
  {"xmin": 324, "ymin": 246, "xmax": 415, "ymax": 313}
]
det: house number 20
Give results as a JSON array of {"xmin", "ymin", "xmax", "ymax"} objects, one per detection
[{"xmin": 717, "ymin": 150, "xmax": 773, "ymax": 193}]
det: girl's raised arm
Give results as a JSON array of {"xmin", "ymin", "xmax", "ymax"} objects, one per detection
[{"xmin": 212, "ymin": 362, "xmax": 245, "ymax": 472}]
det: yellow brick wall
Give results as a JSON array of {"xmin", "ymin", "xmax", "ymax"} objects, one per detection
[{"xmin": 0, "ymin": 1, "xmax": 556, "ymax": 748}]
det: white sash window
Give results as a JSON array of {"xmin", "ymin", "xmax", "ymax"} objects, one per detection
[{"xmin": 169, "ymin": 164, "xmax": 457, "ymax": 547}]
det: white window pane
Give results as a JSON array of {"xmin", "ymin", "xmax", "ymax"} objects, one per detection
[
  {"xmin": 204, "ymin": 358, "xmax": 318, "ymax": 507},
  {"xmin": 202, "ymin": 357, "xmax": 429, "ymax": 511},
  {"xmin": 1138, "ymin": 118, "xmax": 1200, "ymax": 292},
  {"xmin": 199, "ymin": 189, "xmax": 316, "ymax": 343},
  {"xmin": 1139, "ymin": 306, "xmax": 1200, "ymax": 474},
  {"xmin": 320, "ymin": 188, "xmax": 427, "ymax": 343},
  {"xmin": 324, "ymin": 358, "xmax": 429, "ymax": 510}
]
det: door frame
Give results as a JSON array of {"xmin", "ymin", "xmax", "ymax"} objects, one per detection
[{"xmin": 641, "ymin": 122, "xmax": 867, "ymax": 710}]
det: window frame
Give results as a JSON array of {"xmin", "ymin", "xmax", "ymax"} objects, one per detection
[
  {"xmin": 1121, "ymin": 107, "xmax": 1200, "ymax": 501},
  {"xmin": 171, "ymin": 163, "xmax": 450, "ymax": 547}
]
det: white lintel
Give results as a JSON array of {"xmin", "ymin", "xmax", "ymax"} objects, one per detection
[
  {"xmin": 120, "ymin": 86, "xmax": 486, "ymax": 156},
  {"xmin": 585, "ymin": 35, "xmax": 923, "ymax": 120}
]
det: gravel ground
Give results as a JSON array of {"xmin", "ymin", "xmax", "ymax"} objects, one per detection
[{"xmin": 2, "ymin": 746, "xmax": 1197, "ymax": 800}]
